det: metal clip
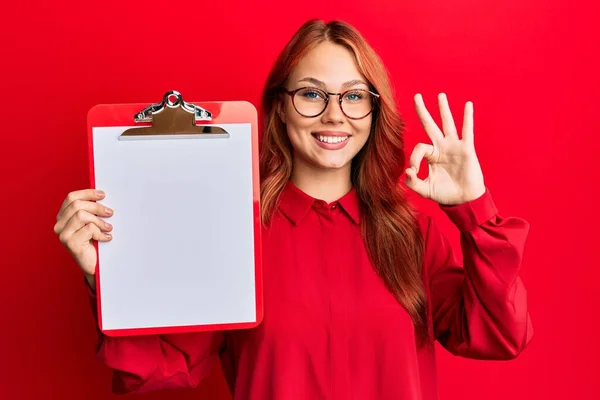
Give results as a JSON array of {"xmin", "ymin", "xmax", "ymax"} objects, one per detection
[{"xmin": 134, "ymin": 90, "xmax": 213, "ymax": 123}]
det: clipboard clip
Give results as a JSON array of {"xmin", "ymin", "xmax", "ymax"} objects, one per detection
[
  {"xmin": 134, "ymin": 91, "xmax": 213, "ymax": 123},
  {"xmin": 120, "ymin": 90, "xmax": 229, "ymax": 140}
]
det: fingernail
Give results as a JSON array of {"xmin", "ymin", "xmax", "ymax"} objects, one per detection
[
  {"xmin": 105, "ymin": 208, "xmax": 113, "ymax": 215},
  {"xmin": 105, "ymin": 222, "xmax": 112, "ymax": 229},
  {"xmin": 105, "ymin": 233, "xmax": 112, "ymax": 239},
  {"xmin": 96, "ymin": 190, "xmax": 105, "ymax": 197}
]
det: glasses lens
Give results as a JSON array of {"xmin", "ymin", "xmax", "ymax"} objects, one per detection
[
  {"xmin": 293, "ymin": 88, "xmax": 328, "ymax": 117},
  {"xmin": 340, "ymin": 89, "xmax": 374, "ymax": 119}
]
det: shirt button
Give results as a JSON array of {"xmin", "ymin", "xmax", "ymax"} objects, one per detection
[{"xmin": 331, "ymin": 205, "xmax": 337, "ymax": 209}]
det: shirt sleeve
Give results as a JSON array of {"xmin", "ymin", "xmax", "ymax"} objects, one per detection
[
  {"xmin": 423, "ymin": 188, "xmax": 533, "ymax": 359},
  {"xmin": 84, "ymin": 281, "xmax": 225, "ymax": 394}
]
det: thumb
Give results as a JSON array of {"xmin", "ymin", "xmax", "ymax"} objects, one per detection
[{"xmin": 405, "ymin": 167, "xmax": 430, "ymax": 198}]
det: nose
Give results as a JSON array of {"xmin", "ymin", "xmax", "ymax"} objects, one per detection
[{"xmin": 320, "ymin": 96, "xmax": 345, "ymax": 124}]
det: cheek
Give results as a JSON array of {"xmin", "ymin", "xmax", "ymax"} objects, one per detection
[
  {"xmin": 285, "ymin": 112, "xmax": 314, "ymax": 141},
  {"xmin": 351, "ymin": 118, "xmax": 373, "ymax": 145}
]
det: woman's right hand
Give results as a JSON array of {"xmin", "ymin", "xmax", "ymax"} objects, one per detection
[{"xmin": 54, "ymin": 189, "xmax": 114, "ymax": 291}]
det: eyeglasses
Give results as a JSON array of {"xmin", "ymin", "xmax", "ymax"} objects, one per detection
[{"xmin": 281, "ymin": 87, "xmax": 380, "ymax": 120}]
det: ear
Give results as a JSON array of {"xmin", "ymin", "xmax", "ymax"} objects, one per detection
[{"xmin": 276, "ymin": 99, "xmax": 286, "ymax": 124}]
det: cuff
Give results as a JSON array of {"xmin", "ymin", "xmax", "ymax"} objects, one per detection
[{"xmin": 439, "ymin": 188, "xmax": 498, "ymax": 232}]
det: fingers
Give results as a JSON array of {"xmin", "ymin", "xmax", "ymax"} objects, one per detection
[
  {"xmin": 57, "ymin": 189, "xmax": 106, "ymax": 221},
  {"xmin": 405, "ymin": 167, "xmax": 430, "ymax": 198},
  {"xmin": 462, "ymin": 101, "xmax": 474, "ymax": 145},
  {"xmin": 55, "ymin": 198, "xmax": 113, "ymax": 234},
  {"xmin": 65, "ymin": 223, "xmax": 111, "ymax": 254},
  {"xmin": 414, "ymin": 93, "xmax": 444, "ymax": 142},
  {"xmin": 57, "ymin": 209, "xmax": 113, "ymax": 245},
  {"xmin": 438, "ymin": 93, "xmax": 458, "ymax": 138},
  {"xmin": 408, "ymin": 143, "xmax": 435, "ymax": 174}
]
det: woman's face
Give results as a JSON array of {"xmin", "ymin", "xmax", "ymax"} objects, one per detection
[{"xmin": 280, "ymin": 42, "xmax": 373, "ymax": 171}]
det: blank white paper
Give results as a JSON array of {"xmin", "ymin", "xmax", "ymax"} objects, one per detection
[{"xmin": 92, "ymin": 123, "xmax": 257, "ymax": 331}]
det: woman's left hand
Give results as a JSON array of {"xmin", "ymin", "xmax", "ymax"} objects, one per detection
[{"xmin": 405, "ymin": 93, "xmax": 486, "ymax": 205}]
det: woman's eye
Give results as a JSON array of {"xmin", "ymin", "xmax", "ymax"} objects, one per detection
[
  {"xmin": 344, "ymin": 92, "xmax": 364, "ymax": 101},
  {"xmin": 302, "ymin": 90, "xmax": 323, "ymax": 99}
]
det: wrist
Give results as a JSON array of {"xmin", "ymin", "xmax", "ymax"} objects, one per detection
[{"xmin": 461, "ymin": 185, "xmax": 486, "ymax": 204}]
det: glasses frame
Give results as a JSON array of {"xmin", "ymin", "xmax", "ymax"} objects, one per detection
[{"xmin": 281, "ymin": 86, "xmax": 380, "ymax": 120}]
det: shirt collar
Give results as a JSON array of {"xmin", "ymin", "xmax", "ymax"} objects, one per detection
[{"xmin": 277, "ymin": 180, "xmax": 361, "ymax": 225}]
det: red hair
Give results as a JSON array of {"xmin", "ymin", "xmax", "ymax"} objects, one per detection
[{"xmin": 259, "ymin": 20, "xmax": 428, "ymax": 343}]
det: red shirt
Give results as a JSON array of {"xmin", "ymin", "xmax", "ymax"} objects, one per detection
[{"xmin": 87, "ymin": 181, "xmax": 533, "ymax": 399}]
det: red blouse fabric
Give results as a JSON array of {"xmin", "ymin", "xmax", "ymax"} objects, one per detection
[{"xmin": 86, "ymin": 181, "xmax": 533, "ymax": 400}]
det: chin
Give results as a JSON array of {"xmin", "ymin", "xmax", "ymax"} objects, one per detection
[{"xmin": 312, "ymin": 155, "xmax": 352, "ymax": 170}]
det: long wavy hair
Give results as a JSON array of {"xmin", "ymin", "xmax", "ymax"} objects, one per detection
[{"xmin": 259, "ymin": 20, "xmax": 428, "ymax": 344}]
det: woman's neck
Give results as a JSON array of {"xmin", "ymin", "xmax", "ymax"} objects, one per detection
[{"xmin": 290, "ymin": 156, "xmax": 352, "ymax": 203}]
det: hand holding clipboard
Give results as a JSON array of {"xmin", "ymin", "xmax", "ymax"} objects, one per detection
[{"xmin": 54, "ymin": 188, "xmax": 114, "ymax": 291}]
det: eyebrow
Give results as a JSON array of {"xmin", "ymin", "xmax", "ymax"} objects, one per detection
[{"xmin": 298, "ymin": 77, "xmax": 369, "ymax": 90}]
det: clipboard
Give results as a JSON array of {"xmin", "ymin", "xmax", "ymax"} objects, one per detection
[{"xmin": 87, "ymin": 90, "xmax": 263, "ymax": 337}]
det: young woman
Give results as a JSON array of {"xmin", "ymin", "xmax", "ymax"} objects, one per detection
[{"xmin": 54, "ymin": 19, "xmax": 532, "ymax": 400}]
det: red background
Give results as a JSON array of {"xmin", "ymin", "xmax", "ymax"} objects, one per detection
[{"xmin": 2, "ymin": 0, "xmax": 598, "ymax": 399}]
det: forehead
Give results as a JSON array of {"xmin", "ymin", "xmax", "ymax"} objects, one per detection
[{"xmin": 288, "ymin": 42, "xmax": 365, "ymax": 89}]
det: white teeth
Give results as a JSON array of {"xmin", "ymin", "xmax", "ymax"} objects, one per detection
[{"xmin": 316, "ymin": 135, "xmax": 349, "ymax": 144}]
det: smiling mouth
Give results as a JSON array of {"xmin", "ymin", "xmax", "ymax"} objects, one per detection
[{"xmin": 312, "ymin": 134, "xmax": 350, "ymax": 144}]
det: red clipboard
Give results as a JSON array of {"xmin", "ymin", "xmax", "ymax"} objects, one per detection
[{"xmin": 87, "ymin": 91, "xmax": 263, "ymax": 337}]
